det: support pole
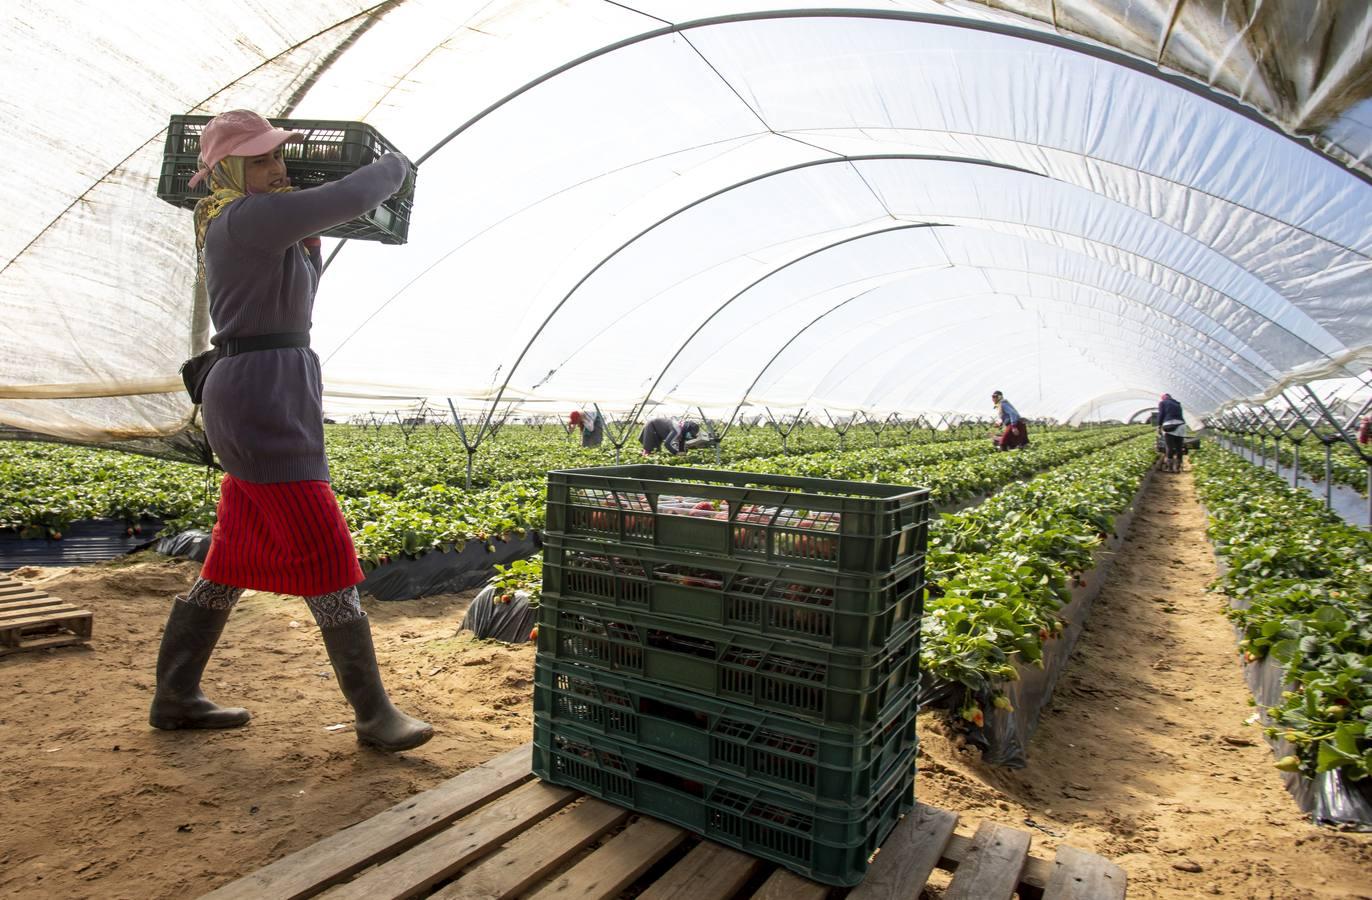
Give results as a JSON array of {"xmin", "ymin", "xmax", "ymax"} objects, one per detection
[
  {"xmin": 447, "ymin": 399, "xmax": 477, "ymax": 490},
  {"xmin": 1325, "ymin": 444, "xmax": 1334, "ymax": 510}
]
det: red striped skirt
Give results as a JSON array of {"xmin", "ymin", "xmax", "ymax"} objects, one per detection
[{"xmin": 201, "ymin": 475, "xmax": 364, "ymax": 596}]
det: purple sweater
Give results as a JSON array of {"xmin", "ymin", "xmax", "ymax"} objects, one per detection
[{"xmin": 200, "ymin": 154, "xmax": 406, "ymax": 483}]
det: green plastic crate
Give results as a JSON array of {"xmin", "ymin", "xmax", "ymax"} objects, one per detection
[
  {"xmin": 541, "ymin": 533, "xmax": 923, "ymax": 652},
  {"xmin": 537, "ymin": 594, "xmax": 918, "ymax": 729},
  {"xmin": 535, "ymin": 658, "xmax": 917, "ymax": 805},
  {"xmin": 534, "ymin": 715, "xmax": 915, "ymax": 887},
  {"xmin": 545, "ymin": 465, "xmax": 929, "ymax": 576},
  {"xmin": 156, "ymin": 115, "xmax": 415, "ymax": 244}
]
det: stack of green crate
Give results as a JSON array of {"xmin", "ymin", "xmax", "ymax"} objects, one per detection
[{"xmin": 534, "ymin": 465, "xmax": 929, "ymax": 887}]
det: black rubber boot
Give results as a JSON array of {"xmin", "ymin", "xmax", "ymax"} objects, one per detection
[
  {"xmin": 149, "ymin": 600, "xmax": 250, "ymax": 730},
  {"xmin": 320, "ymin": 616, "xmax": 433, "ymax": 752}
]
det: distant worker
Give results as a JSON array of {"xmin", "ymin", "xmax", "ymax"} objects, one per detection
[
  {"xmin": 568, "ymin": 408, "xmax": 605, "ymax": 448},
  {"xmin": 1157, "ymin": 393, "xmax": 1186, "ymax": 472},
  {"xmin": 640, "ymin": 417, "xmax": 714, "ymax": 456},
  {"xmin": 1359, "ymin": 414, "xmax": 1371, "ymax": 446},
  {"xmin": 991, "ymin": 390, "xmax": 1029, "ymax": 450}
]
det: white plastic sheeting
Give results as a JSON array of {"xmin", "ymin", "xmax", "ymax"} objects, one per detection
[{"xmin": 1, "ymin": 0, "xmax": 1370, "ymax": 443}]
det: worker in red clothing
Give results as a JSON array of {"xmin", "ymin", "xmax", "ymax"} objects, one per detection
[
  {"xmin": 991, "ymin": 391, "xmax": 1029, "ymax": 450},
  {"xmin": 568, "ymin": 408, "xmax": 605, "ymax": 448}
]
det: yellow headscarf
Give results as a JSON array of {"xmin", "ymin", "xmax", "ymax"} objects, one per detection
[{"xmin": 191, "ymin": 156, "xmax": 294, "ymax": 279}]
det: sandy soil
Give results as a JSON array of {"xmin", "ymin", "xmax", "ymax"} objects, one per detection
[
  {"xmin": 0, "ymin": 561, "xmax": 534, "ymax": 899},
  {"xmin": 1, "ymin": 465, "xmax": 1369, "ymax": 898}
]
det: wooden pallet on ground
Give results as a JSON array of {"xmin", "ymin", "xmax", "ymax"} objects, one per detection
[
  {"xmin": 204, "ymin": 744, "xmax": 1126, "ymax": 900},
  {"xmin": 0, "ymin": 573, "xmax": 93, "ymax": 656}
]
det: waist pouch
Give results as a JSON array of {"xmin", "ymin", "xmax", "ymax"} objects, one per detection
[{"xmin": 181, "ymin": 332, "xmax": 310, "ymax": 404}]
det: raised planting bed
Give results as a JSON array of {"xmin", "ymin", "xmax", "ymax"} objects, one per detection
[
  {"xmin": 918, "ymin": 436, "xmax": 1158, "ymax": 766},
  {"xmin": 1194, "ymin": 444, "xmax": 1372, "ymax": 829}
]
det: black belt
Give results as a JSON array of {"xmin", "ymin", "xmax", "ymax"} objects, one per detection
[{"xmin": 215, "ymin": 332, "xmax": 310, "ymax": 357}]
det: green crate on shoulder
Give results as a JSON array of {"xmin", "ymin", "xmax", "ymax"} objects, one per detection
[
  {"xmin": 156, "ymin": 114, "xmax": 415, "ymax": 244},
  {"xmin": 535, "ymin": 658, "xmax": 916, "ymax": 805},
  {"xmin": 545, "ymin": 465, "xmax": 929, "ymax": 576},
  {"xmin": 537, "ymin": 593, "xmax": 918, "ymax": 730},
  {"xmin": 542, "ymin": 533, "xmax": 923, "ymax": 653},
  {"xmin": 534, "ymin": 715, "xmax": 914, "ymax": 887}
]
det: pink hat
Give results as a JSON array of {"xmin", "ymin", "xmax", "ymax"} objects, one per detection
[{"xmin": 188, "ymin": 110, "xmax": 302, "ymax": 188}]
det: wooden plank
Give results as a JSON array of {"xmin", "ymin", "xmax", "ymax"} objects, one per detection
[
  {"xmin": 0, "ymin": 634, "xmax": 89, "ymax": 656},
  {"xmin": 637, "ymin": 841, "xmax": 763, "ymax": 900},
  {"xmin": 0, "ymin": 594, "xmax": 60, "ymax": 607},
  {"xmin": 0, "ymin": 591, "xmax": 52, "ymax": 605},
  {"xmin": 528, "ymin": 816, "xmax": 686, "ymax": 900},
  {"xmin": 203, "ymin": 744, "xmax": 535, "ymax": 900},
  {"xmin": 429, "ymin": 798, "xmax": 630, "ymax": 900},
  {"xmin": 0, "ymin": 609, "xmax": 91, "ymax": 631},
  {"xmin": 848, "ymin": 802, "xmax": 958, "ymax": 900},
  {"xmin": 749, "ymin": 867, "xmax": 830, "ymax": 900},
  {"xmin": 943, "ymin": 822, "xmax": 1032, "ymax": 900},
  {"xmin": 326, "ymin": 780, "xmax": 577, "ymax": 900},
  {"xmin": 1043, "ymin": 845, "xmax": 1127, "ymax": 900},
  {"xmin": 0, "ymin": 600, "xmax": 71, "ymax": 619},
  {"xmin": 942, "ymin": 831, "xmax": 1055, "ymax": 891},
  {"xmin": 0, "ymin": 590, "xmax": 42, "ymax": 601}
]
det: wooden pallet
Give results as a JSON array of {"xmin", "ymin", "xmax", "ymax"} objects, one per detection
[
  {"xmin": 204, "ymin": 744, "xmax": 1125, "ymax": 900},
  {"xmin": 0, "ymin": 573, "xmax": 93, "ymax": 656}
]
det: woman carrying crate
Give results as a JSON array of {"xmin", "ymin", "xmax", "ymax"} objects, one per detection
[{"xmin": 148, "ymin": 110, "xmax": 432, "ymax": 752}]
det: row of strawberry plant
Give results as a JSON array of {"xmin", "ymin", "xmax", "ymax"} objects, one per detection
[
  {"xmin": 732, "ymin": 426, "xmax": 1141, "ymax": 504},
  {"xmin": 1192, "ymin": 445, "xmax": 1372, "ymax": 787},
  {"xmin": 922, "ymin": 435, "xmax": 1157, "ymax": 724},
  {"xmin": 340, "ymin": 427, "xmax": 1141, "ymax": 569},
  {"xmin": 328, "ymin": 422, "xmax": 1071, "ymax": 493},
  {"xmin": 494, "ymin": 432, "xmax": 1154, "ymax": 721},
  {"xmin": 0, "ymin": 424, "xmax": 1129, "ymax": 539},
  {"xmin": 0, "ymin": 443, "xmax": 211, "ymax": 538}
]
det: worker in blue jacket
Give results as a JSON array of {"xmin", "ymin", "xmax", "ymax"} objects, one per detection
[{"xmin": 1157, "ymin": 393, "xmax": 1186, "ymax": 472}]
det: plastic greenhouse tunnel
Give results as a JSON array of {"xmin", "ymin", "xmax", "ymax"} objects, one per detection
[
  {"xmin": 7, "ymin": 3, "xmax": 1372, "ymax": 896},
  {"xmin": 2, "ymin": 1, "xmax": 1370, "ymax": 450}
]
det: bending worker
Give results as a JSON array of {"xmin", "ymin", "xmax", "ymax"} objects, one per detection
[
  {"xmin": 640, "ymin": 417, "xmax": 713, "ymax": 456},
  {"xmin": 991, "ymin": 390, "xmax": 1029, "ymax": 450},
  {"xmin": 568, "ymin": 408, "xmax": 604, "ymax": 448}
]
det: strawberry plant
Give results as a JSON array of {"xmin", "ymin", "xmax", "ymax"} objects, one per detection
[
  {"xmin": 492, "ymin": 556, "xmax": 543, "ymax": 607},
  {"xmin": 1194, "ymin": 446, "xmax": 1372, "ymax": 785},
  {"xmin": 921, "ymin": 436, "xmax": 1155, "ymax": 695}
]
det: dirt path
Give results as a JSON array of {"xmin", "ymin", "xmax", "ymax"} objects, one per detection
[
  {"xmin": 913, "ymin": 465, "xmax": 1372, "ymax": 899},
  {"xmin": 0, "ymin": 558, "xmax": 534, "ymax": 899}
]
